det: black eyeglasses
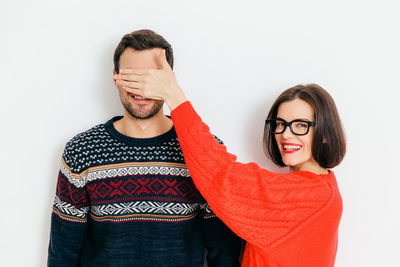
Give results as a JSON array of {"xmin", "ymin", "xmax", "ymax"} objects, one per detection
[{"xmin": 265, "ymin": 118, "xmax": 316, "ymax": 136}]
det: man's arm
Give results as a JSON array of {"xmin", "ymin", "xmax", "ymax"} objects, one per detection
[
  {"xmin": 201, "ymin": 203, "xmax": 242, "ymax": 267},
  {"xmin": 201, "ymin": 136, "xmax": 241, "ymax": 267},
  {"xmin": 48, "ymin": 155, "xmax": 89, "ymax": 267}
]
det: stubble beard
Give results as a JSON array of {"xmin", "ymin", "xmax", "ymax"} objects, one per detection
[{"xmin": 122, "ymin": 100, "xmax": 164, "ymax": 120}]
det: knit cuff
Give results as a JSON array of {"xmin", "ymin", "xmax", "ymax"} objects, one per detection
[{"xmin": 171, "ymin": 101, "xmax": 202, "ymax": 130}]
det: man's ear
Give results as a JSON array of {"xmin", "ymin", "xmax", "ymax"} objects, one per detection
[{"xmin": 113, "ymin": 70, "xmax": 117, "ymax": 86}]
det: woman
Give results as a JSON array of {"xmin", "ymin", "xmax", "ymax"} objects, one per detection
[{"xmin": 114, "ymin": 50, "xmax": 346, "ymax": 267}]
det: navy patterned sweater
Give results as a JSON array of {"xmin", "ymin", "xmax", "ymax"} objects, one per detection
[{"xmin": 48, "ymin": 116, "xmax": 241, "ymax": 267}]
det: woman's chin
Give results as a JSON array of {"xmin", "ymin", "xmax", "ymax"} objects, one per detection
[{"xmin": 282, "ymin": 159, "xmax": 299, "ymax": 168}]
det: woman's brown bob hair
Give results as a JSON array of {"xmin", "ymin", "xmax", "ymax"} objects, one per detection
[{"xmin": 263, "ymin": 84, "xmax": 346, "ymax": 169}]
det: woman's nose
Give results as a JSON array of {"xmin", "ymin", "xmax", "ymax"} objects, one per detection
[{"xmin": 282, "ymin": 125, "xmax": 294, "ymax": 138}]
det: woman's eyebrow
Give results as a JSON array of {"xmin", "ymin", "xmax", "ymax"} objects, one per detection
[
  {"xmin": 295, "ymin": 118, "xmax": 313, "ymax": 121},
  {"xmin": 276, "ymin": 117, "xmax": 313, "ymax": 121}
]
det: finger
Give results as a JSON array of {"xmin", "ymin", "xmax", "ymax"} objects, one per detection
[
  {"xmin": 119, "ymin": 69, "xmax": 148, "ymax": 75},
  {"xmin": 115, "ymin": 74, "xmax": 144, "ymax": 82},
  {"xmin": 122, "ymin": 86, "xmax": 144, "ymax": 96},
  {"xmin": 119, "ymin": 80, "xmax": 143, "ymax": 89},
  {"xmin": 122, "ymin": 86, "xmax": 163, "ymax": 100},
  {"xmin": 159, "ymin": 49, "xmax": 172, "ymax": 72}
]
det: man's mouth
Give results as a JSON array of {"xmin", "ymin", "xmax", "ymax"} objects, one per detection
[
  {"xmin": 132, "ymin": 95, "xmax": 146, "ymax": 99},
  {"xmin": 130, "ymin": 94, "xmax": 150, "ymax": 101},
  {"xmin": 282, "ymin": 143, "xmax": 302, "ymax": 153}
]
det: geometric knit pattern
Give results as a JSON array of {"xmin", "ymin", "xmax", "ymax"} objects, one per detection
[
  {"xmin": 53, "ymin": 195, "xmax": 89, "ymax": 222},
  {"xmin": 53, "ymin": 160, "xmax": 212, "ymax": 223},
  {"xmin": 61, "ymin": 160, "xmax": 190, "ymax": 188},
  {"xmin": 52, "ymin": 117, "xmax": 219, "ymax": 224},
  {"xmin": 54, "ymin": 160, "xmax": 209, "ymax": 223},
  {"xmin": 63, "ymin": 124, "xmax": 187, "ymax": 173},
  {"xmin": 89, "ymin": 201, "xmax": 201, "ymax": 223}
]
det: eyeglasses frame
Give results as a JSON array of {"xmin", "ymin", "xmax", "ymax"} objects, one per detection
[{"xmin": 265, "ymin": 118, "xmax": 316, "ymax": 136}]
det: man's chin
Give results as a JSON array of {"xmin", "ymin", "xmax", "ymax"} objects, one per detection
[
  {"xmin": 123, "ymin": 102, "xmax": 163, "ymax": 120},
  {"xmin": 131, "ymin": 113, "xmax": 156, "ymax": 120}
]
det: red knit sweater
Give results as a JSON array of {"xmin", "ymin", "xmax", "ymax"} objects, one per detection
[{"xmin": 171, "ymin": 101, "xmax": 342, "ymax": 267}]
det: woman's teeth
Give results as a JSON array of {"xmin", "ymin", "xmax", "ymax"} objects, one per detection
[{"xmin": 283, "ymin": 145, "xmax": 302, "ymax": 151}]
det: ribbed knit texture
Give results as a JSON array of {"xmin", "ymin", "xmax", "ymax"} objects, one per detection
[
  {"xmin": 48, "ymin": 116, "xmax": 241, "ymax": 267},
  {"xmin": 171, "ymin": 101, "xmax": 343, "ymax": 267}
]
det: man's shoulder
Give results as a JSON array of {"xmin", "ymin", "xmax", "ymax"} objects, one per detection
[
  {"xmin": 65, "ymin": 122, "xmax": 108, "ymax": 149},
  {"xmin": 62, "ymin": 121, "xmax": 114, "ymax": 170},
  {"xmin": 212, "ymin": 134, "xmax": 223, "ymax": 145}
]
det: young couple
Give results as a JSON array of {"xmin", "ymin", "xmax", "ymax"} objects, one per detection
[{"xmin": 49, "ymin": 29, "xmax": 345, "ymax": 267}]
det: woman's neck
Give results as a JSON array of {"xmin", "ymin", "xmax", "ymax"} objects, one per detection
[{"xmin": 290, "ymin": 161, "xmax": 329, "ymax": 175}]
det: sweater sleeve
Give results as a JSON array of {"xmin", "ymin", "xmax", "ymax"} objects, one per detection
[
  {"xmin": 48, "ymin": 155, "xmax": 89, "ymax": 267},
  {"xmin": 201, "ymin": 198, "xmax": 242, "ymax": 267},
  {"xmin": 200, "ymin": 136, "xmax": 242, "ymax": 266},
  {"xmin": 171, "ymin": 101, "xmax": 333, "ymax": 250}
]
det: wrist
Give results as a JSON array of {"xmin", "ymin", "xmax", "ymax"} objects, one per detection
[{"xmin": 166, "ymin": 86, "xmax": 187, "ymax": 111}]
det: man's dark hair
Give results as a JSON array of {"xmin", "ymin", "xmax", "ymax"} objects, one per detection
[
  {"xmin": 113, "ymin": 29, "xmax": 174, "ymax": 73},
  {"xmin": 263, "ymin": 84, "xmax": 346, "ymax": 169}
]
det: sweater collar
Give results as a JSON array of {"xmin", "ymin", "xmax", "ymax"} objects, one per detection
[{"xmin": 105, "ymin": 116, "xmax": 177, "ymax": 146}]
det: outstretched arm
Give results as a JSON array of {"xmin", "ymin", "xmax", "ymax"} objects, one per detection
[
  {"xmin": 170, "ymin": 102, "xmax": 333, "ymax": 250},
  {"xmin": 114, "ymin": 51, "xmax": 334, "ymax": 250}
]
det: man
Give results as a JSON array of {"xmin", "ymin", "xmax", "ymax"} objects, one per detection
[{"xmin": 48, "ymin": 29, "xmax": 241, "ymax": 267}]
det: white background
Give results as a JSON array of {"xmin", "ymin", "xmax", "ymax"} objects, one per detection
[{"xmin": 1, "ymin": 0, "xmax": 399, "ymax": 266}]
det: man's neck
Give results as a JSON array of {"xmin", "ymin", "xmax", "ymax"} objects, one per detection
[{"xmin": 114, "ymin": 110, "xmax": 173, "ymax": 139}]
